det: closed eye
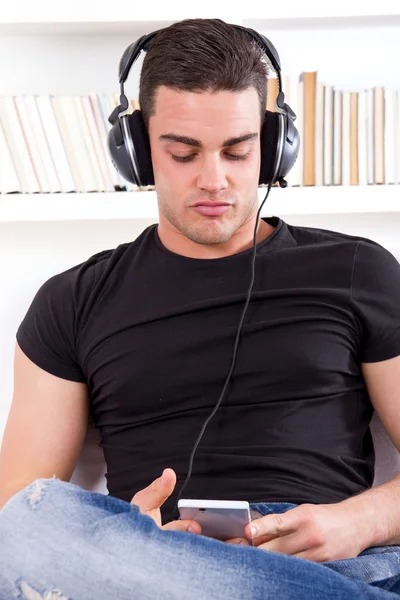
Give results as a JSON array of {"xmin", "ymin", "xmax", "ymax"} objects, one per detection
[{"xmin": 171, "ymin": 153, "xmax": 250, "ymax": 163}]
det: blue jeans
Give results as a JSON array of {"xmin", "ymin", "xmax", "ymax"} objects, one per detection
[{"xmin": 1, "ymin": 478, "xmax": 400, "ymax": 600}]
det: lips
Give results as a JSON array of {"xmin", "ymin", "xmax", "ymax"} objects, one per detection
[{"xmin": 192, "ymin": 201, "xmax": 232, "ymax": 217}]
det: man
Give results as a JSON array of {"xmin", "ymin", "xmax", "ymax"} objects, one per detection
[{"xmin": 1, "ymin": 18, "xmax": 400, "ymax": 599}]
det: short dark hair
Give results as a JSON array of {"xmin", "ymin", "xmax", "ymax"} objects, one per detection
[{"xmin": 139, "ymin": 18, "xmax": 269, "ymax": 132}]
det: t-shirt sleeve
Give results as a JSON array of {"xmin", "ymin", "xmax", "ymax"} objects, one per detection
[
  {"xmin": 351, "ymin": 240, "xmax": 400, "ymax": 363},
  {"xmin": 16, "ymin": 269, "xmax": 86, "ymax": 382}
]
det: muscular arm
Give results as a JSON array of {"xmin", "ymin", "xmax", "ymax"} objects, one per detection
[{"xmin": 0, "ymin": 342, "xmax": 90, "ymax": 509}]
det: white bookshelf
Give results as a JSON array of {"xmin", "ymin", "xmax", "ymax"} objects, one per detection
[
  {"xmin": 1, "ymin": 2, "xmax": 399, "ymax": 31},
  {"xmin": 0, "ymin": 186, "xmax": 399, "ymax": 223},
  {"xmin": 0, "ymin": 4, "xmax": 400, "ymax": 235}
]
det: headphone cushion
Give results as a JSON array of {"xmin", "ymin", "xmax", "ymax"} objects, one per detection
[
  {"xmin": 127, "ymin": 110, "xmax": 155, "ymax": 186},
  {"xmin": 259, "ymin": 110, "xmax": 280, "ymax": 185}
]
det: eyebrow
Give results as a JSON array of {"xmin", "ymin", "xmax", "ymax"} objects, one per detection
[{"xmin": 159, "ymin": 132, "xmax": 259, "ymax": 148}]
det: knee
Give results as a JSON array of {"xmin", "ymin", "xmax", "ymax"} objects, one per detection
[{"xmin": 0, "ymin": 476, "xmax": 79, "ymax": 523}]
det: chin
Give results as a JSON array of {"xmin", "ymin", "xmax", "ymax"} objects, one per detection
[{"xmin": 185, "ymin": 223, "xmax": 235, "ymax": 246}]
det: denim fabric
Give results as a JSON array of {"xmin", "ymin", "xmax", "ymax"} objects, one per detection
[{"xmin": 1, "ymin": 478, "xmax": 400, "ymax": 600}]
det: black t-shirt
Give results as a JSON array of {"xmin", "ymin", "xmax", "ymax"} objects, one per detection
[{"xmin": 16, "ymin": 216, "xmax": 400, "ymax": 523}]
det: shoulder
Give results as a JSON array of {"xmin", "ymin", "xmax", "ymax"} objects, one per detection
[
  {"xmin": 285, "ymin": 221, "xmax": 377, "ymax": 250},
  {"xmin": 284, "ymin": 221, "xmax": 399, "ymax": 266}
]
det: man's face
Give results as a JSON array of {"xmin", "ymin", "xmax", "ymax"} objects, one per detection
[{"xmin": 148, "ymin": 85, "xmax": 262, "ymax": 247}]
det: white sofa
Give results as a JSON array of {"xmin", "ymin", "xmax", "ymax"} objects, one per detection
[{"xmin": 70, "ymin": 411, "xmax": 400, "ymax": 495}]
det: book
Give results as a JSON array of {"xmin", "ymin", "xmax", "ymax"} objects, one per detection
[
  {"xmin": 74, "ymin": 95, "xmax": 106, "ymax": 192},
  {"xmin": 323, "ymin": 85, "xmax": 334, "ymax": 186},
  {"xmin": 315, "ymin": 81, "xmax": 324, "ymax": 186},
  {"xmin": 266, "ymin": 77, "xmax": 279, "ymax": 112},
  {"xmin": 358, "ymin": 90, "xmax": 368, "ymax": 186},
  {"xmin": 25, "ymin": 94, "xmax": 61, "ymax": 193},
  {"xmin": 0, "ymin": 117, "xmax": 21, "ymax": 193},
  {"xmin": 89, "ymin": 92, "xmax": 120, "ymax": 191},
  {"xmin": 51, "ymin": 96, "xmax": 86, "ymax": 192},
  {"xmin": 367, "ymin": 88, "xmax": 374, "ymax": 185},
  {"xmin": 350, "ymin": 92, "xmax": 359, "ymax": 185},
  {"xmin": 36, "ymin": 94, "xmax": 76, "ymax": 193},
  {"xmin": 342, "ymin": 91, "xmax": 351, "ymax": 186},
  {"xmin": 299, "ymin": 71, "xmax": 317, "ymax": 186},
  {"xmin": 81, "ymin": 94, "xmax": 115, "ymax": 192},
  {"xmin": 374, "ymin": 87, "xmax": 385, "ymax": 184},
  {"xmin": 384, "ymin": 88, "xmax": 396, "ymax": 184},
  {"xmin": 0, "ymin": 95, "xmax": 40, "ymax": 193},
  {"xmin": 14, "ymin": 95, "xmax": 50, "ymax": 192},
  {"xmin": 333, "ymin": 90, "xmax": 342, "ymax": 185}
]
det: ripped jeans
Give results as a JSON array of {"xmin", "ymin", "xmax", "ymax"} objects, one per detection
[{"xmin": 1, "ymin": 477, "xmax": 400, "ymax": 600}]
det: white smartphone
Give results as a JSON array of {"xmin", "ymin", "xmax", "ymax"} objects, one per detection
[{"xmin": 178, "ymin": 499, "xmax": 252, "ymax": 544}]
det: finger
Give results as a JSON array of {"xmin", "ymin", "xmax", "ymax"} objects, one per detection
[
  {"xmin": 259, "ymin": 533, "xmax": 307, "ymax": 556},
  {"xmin": 224, "ymin": 537, "xmax": 250, "ymax": 546},
  {"xmin": 162, "ymin": 519, "xmax": 202, "ymax": 535},
  {"xmin": 251, "ymin": 534, "xmax": 280, "ymax": 547},
  {"xmin": 131, "ymin": 468, "xmax": 176, "ymax": 512},
  {"xmin": 245, "ymin": 510, "xmax": 298, "ymax": 541}
]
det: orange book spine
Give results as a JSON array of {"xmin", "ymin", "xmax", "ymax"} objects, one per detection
[{"xmin": 300, "ymin": 72, "xmax": 317, "ymax": 186}]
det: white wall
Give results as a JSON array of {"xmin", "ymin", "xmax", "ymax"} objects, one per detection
[
  {"xmin": 0, "ymin": 219, "xmax": 154, "ymax": 435},
  {"xmin": 1, "ymin": 19, "xmax": 400, "ymax": 438}
]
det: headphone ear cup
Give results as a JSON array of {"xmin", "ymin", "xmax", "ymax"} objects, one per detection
[
  {"xmin": 128, "ymin": 110, "xmax": 155, "ymax": 186},
  {"xmin": 107, "ymin": 116, "xmax": 135, "ymax": 184},
  {"xmin": 107, "ymin": 110, "xmax": 155, "ymax": 186},
  {"xmin": 259, "ymin": 111, "xmax": 279, "ymax": 185}
]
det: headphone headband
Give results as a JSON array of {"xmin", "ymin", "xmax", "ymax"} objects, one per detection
[{"xmin": 118, "ymin": 25, "xmax": 283, "ymax": 97}]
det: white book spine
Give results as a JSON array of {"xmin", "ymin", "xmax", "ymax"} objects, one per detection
[
  {"xmin": 0, "ymin": 117, "xmax": 21, "ymax": 193},
  {"xmin": 315, "ymin": 81, "xmax": 324, "ymax": 186},
  {"xmin": 24, "ymin": 94, "xmax": 61, "ymax": 193},
  {"xmin": 73, "ymin": 96, "xmax": 106, "ymax": 192},
  {"xmin": 81, "ymin": 94, "xmax": 115, "ymax": 191},
  {"xmin": 333, "ymin": 90, "xmax": 342, "ymax": 185},
  {"xmin": 14, "ymin": 95, "xmax": 51, "ymax": 193},
  {"xmin": 357, "ymin": 90, "xmax": 368, "ymax": 186},
  {"xmin": 60, "ymin": 96, "xmax": 97, "ymax": 192},
  {"xmin": 323, "ymin": 85, "xmax": 333, "ymax": 186},
  {"xmin": 89, "ymin": 92, "xmax": 118, "ymax": 191},
  {"xmin": 0, "ymin": 96, "xmax": 40, "ymax": 193},
  {"xmin": 342, "ymin": 91, "xmax": 351, "ymax": 186},
  {"xmin": 51, "ymin": 96, "xmax": 85, "ymax": 192},
  {"xmin": 36, "ymin": 95, "xmax": 76, "ymax": 193},
  {"xmin": 374, "ymin": 87, "xmax": 385, "ymax": 184},
  {"xmin": 384, "ymin": 88, "xmax": 396, "ymax": 184},
  {"xmin": 367, "ymin": 88, "xmax": 374, "ymax": 185}
]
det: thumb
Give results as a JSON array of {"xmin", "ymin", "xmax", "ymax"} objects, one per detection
[{"xmin": 131, "ymin": 468, "xmax": 176, "ymax": 513}]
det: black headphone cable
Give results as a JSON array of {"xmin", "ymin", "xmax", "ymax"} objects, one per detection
[{"xmin": 173, "ymin": 182, "xmax": 274, "ymax": 518}]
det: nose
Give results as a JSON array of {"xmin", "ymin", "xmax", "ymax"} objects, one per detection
[{"xmin": 196, "ymin": 153, "xmax": 228, "ymax": 195}]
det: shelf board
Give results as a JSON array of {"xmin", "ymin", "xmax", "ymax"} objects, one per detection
[
  {"xmin": 0, "ymin": 185, "xmax": 399, "ymax": 223},
  {"xmin": 0, "ymin": 5, "xmax": 399, "ymax": 35}
]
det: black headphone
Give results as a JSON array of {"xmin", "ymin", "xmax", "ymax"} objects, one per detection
[{"xmin": 107, "ymin": 24, "xmax": 300, "ymax": 189}]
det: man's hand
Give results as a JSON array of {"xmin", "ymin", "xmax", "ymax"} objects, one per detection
[
  {"xmin": 240, "ymin": 502, "xmax": 370, "ymax": 562},
  {"xmin": 130, "ymin": 468, "xmax": 202, "ymax": 535}
]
